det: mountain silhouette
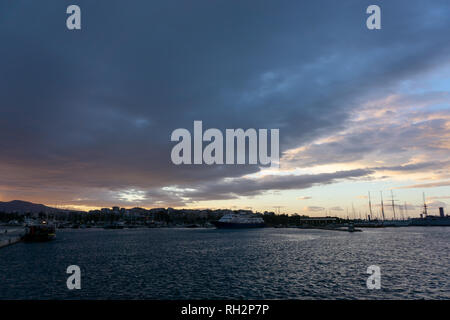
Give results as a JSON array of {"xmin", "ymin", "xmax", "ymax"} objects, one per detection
[{"xmin": 0, "ymin": 200, "xmax": 64, "ymax": 213}]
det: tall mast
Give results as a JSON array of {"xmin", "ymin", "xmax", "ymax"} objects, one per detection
[
  {"xmin": 404, "ymin": 201, "xmax": 408, "ymax": 219},
  {"xmin": 390, "ymin": 190, "xmax": 397, "ymax": 220},
  {"xmin": 368, "ymin": 191, "xmax": 373, "ymax": 220},
  {"xmin": 422, "ymin": 192, "xmax": 428, "ymax": 217},
  {"xmin": 380, "ymin": 191, "xmax": 385, "ymax": 221},
  {"xmin": 352, "ymin": 203, "xmax": 356, "ymax": 220}
]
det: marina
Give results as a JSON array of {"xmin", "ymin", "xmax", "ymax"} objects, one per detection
[
  {"xmin": 0, "ymin": 197, "xmax": 448, "ymax": 243},
  {"xmin": 0, "ymin": 200, "xmax": 448, "ymax": 300}
]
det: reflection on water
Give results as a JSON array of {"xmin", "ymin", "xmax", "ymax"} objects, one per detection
[{"xmin": 0, "ymin": 227, "xmax": 448, "ymax": 299}]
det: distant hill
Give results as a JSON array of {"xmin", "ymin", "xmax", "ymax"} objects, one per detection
[{"xmin": 0, "ymin": 200, "xmax": 64, "ymax": 214}]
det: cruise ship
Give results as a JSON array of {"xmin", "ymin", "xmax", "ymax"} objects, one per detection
[{"xmin": 212, "ymin": 213, "xmax": 265, "ymax": 229}]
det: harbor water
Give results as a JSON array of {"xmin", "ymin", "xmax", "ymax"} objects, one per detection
[{"xmin": 0, "ymin": 227, "xmax": 448, "ymax": 299}]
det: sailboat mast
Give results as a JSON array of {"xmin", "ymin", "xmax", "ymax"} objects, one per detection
[
  {"xmin": 352, "ymin": 203, "xmax": 356, "ymax": 220},
  {"xmin": 368, "ymin": 191, "xmax": 373, "ymax": 220},
  {"xmin": 423, "ymin": 192, "xmax": 428, "ymax": 217},
  {"xmin": 380, "ymin": 191, "xmax": 385, "ymax": 221},
  {"xmin": 404, "ymin": 201, "xmax": 408, "ymax": 219},
  {"xmin": 391, "ymin": 190, "xmax": 396, "ymax": 220}
]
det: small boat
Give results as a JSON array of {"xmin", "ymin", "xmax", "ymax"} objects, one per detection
[
  {"xmin": 22, "ymin": 221, "xmax": 56, "ymax": 242},
  {"xmin": 103, "ymin": 222, "xmax": 125, "ymax": 229},
  {"xmin": 185, "ymin": 224, "xmax": 201, "ymax": 228}
]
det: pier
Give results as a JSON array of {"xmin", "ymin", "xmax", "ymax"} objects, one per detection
[{"xmin": 0, "ymin": 227, "xmax": 24, "ymax": 249}]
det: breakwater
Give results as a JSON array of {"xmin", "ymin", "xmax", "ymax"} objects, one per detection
[{"xmin": 0, "ymin": 226, "xmax": 24, "ymax": 249}]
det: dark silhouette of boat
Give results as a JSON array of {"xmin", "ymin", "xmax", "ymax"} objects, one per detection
[
  {"xmin": 22, "ymin": 222, "xmax": 56, "ymax": 242},
  {"xmin": 411, "ymin": 206, "xmax": 449, "ymax": 226},
  {"xmin": 103, "ymin": 222, "xmax": 125, "ymax": 229},
  {"xmin": 411, "ymin": 216, "xmax": 450, "ymax": 226}
]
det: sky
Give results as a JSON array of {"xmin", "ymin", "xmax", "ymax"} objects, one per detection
[{"xmin": 0, "ymin": 0, "xmax": 449, "ymax": 217}]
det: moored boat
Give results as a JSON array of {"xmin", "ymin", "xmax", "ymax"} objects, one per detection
[
  {"xmin": 103, "ymin": 222, "xmax": 125, "ymax": 229},
  {"xmin": 212, "ymin": 213, "xmax": 265, "ymax": 229},
  {"xmin": 22, "ymin": 221, "xmax": 56, "ymax": 242}
]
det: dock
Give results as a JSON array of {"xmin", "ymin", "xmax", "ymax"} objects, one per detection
[{"xmin": 0, "ymin": 226, "xmax": 24, "ymax": 249}]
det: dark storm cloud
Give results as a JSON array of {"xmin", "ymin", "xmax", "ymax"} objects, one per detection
[
  {"xmin": 1, "ymin": 0, "xmax": 449, "ymax": 205},
  {"xmin": 169, "ymin": 168, "xmax": 374, "ymax": 203}
]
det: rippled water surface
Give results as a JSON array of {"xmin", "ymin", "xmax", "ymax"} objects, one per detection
[{"xmin": 0, "ymin": 227, "xmax": 449, "ymax": 299}]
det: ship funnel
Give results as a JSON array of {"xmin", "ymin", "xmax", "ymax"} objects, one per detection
[{"xmin": 439, "ymin": 207, "xmax": 445, "ymax": 218}]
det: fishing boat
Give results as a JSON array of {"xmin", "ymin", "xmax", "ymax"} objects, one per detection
[{"xmin": 22, "ymin": 221, "xmax": 56, "ymax": 242}]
